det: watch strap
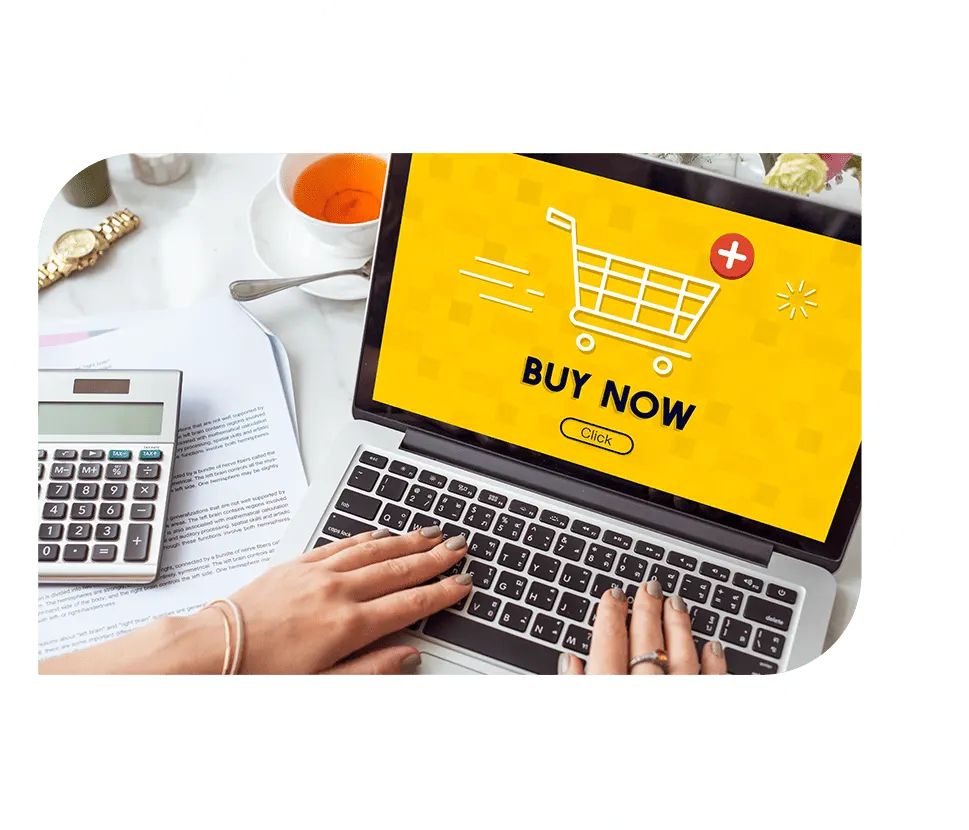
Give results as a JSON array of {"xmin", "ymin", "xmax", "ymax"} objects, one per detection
[
  {"xmin": 38, "ymin": 209, "xmax": 141, "ymax": 291},
  {"xmin": 37, "ymin": 259, "xmax": 69, "ymax": 291}
]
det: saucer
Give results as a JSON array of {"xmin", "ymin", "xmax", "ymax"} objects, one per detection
[{"xmin": 247, "ymin": 178, "xmax": 371, "ymax": 301}]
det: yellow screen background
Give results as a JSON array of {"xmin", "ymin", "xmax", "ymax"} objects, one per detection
[{"xmin": 373, "ymin": 154, "xmax": 861, "ymax": 541}]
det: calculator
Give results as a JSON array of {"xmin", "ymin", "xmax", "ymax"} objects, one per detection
[{"xmin": 38, "ymin": 370, "xmax": 183, "ymax": 585}]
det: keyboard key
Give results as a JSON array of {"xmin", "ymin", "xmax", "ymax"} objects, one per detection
[
  {"xmin": 464, "ymin": 504, "xmax": 496, "ymax": 531},
  {"xmin": 700, "ymin": 562, "xmax": 731, "ymax": 582},
  {"xmin": 616, "ymin": 553, "xmax": 648, "ymax": 583},
  {"xmin": 54, "ymin": 449, "xmax": 78, "ymax": 460},
  {"xmin": 634, "ymin": 540, "xmax": 665, "ymax": 560},
  {"xmin": 766, "ymin": 584, "xmax": 798, "ymax": 605},
  {"xmin": 719, "ymin": 617, "xmax": 752, "ymax": 648},
  {"xmin": 389, "ymin": 460, "xmax": 417, "ymax": 478},
  {"xmin": 139, "ymin": 449, "xmax": 162, "ymax": 460},
  {"xmin": 602, "ymin": 530, "xmax": 632, "ymax": 549},
  {"xmin": 563, "ymin": 624, "xmax": 592, "ymax": 655},
  {"xmin": 376, "ymin": 474, "xmax": 408, "ymax": 501},
  {"xmin": 378, "ymin": 504, "xmax": 411, "ymax": 531},
  {"xmin": 553, "ymin": 533, "xmax": 586, "ymax": 562},
  {"xmin": 499, "ymin": 602, "xmax": 532, "ymax": 633},
  {"xmin": 92, "ymin": 544, "xmax": 118, "ymax": 562},
  {"xmin": 38, "ymin": 543, "xmax": 59, "ymax": 562},
  {"xmin": 322, "ymin": 512, "xmax": 375, "ymax": 539},
  {"xmin": 45, "ymin": 481, "xmax": 71, "ymax": 500},
  {"xmin": 590, "ymin": 573, "xmax": 624, "ymax": 599},
  {"xmin": 690, "ymin": 606, "xmax": 720, "ymax": 637},
  {"xmin": 39, "ymin": 523, "xmax": 63, "ymax": 540},
  {"xmin": 96, "ymin": 523, "xmax": 121, "ymax": 541},
  {"xmin": 108, "ymin": 449, "xmax": 131, "ymax": 460},
  {"xmin": 78, "ymin": 464, "xmax": 102, "ymax": 479},
  {"xmin": 424, "ymin": 610, "xmax": 559, "ymax": 673},
  {"xmin": 524, "ymin": 581, "xmax": 559, "ymax": 611},
  {"xmin": 336, "ymin": 488, "xmax": 381, "ymax": 521},
  {"xmin": 105, "ymin": 463, "xmax": 130, "ymax": 480},
  {"xmin": 494, "ymin": 571, "xmax": 528, "ymax": 600},
  {"xmin": 678, "ymin": 575, "xmax": 711, "ymax": 604},
  {"xmin": 136, "ymin": 463, "xmax": 161, "ymax": 480},
  {"xmin": 418, "ymin": 470, "xmax": 447, "ymax": 488},
  {"xmin": 441, "ymin": 524, "xmax": 471, "ymax": 542},
  {"xmin": 571, "ymin": 519, "xmax": 601, "ymax": 539},
  {"xmin": 509, "ymin": 499, "xmax": 538, "ymax": 519},
  {"xmin": 448, "ymin": 480, "xmax": 477, "ymax": 499},
  {"xmin": 743, "ymin": 596, "xmax": 793, "ymax": 632},
  {"xmin": 467, "ymin": 592, "xmax": 502, "ymax": 622},
  {"xmin": 67, "ymin": 523, "xmax": 92, "ymax": 541},
  {"xmin": 725, "ymin": 648, "xmax": 778, "ymax": 675},
  {"xmin": 134, "ymin": 483, "xmax": 158, "ymax": 500},
  {"xmin": 528, "ymin": 552, "xmax": 562, "ymax": 583},
  {"xmin": 38, "ymin": 463, "xmax": 44, "ymax": 479},
  {"xmin": 523, "ymin": 523, "xmax": 555, "ymax": 551},
  {"xmin": 494, "ymin": 513, "xmax": 525, "ymax": 541},
  {"xmin": 131, "ymin": 504, "xmax": 154, "ymax": 521},
  {"xmin": 667, "ymin": 551, "xmax": 697, "ymax": 571},
  {"xmin": 405, "ymin": 484, "xmax": 436, "ymax": 512},
  {"xmin": 81, "ymin": 449, "xmax": 104, "ymax": 460},
  {"xmin": 451, "ymin": 595, "xmax": 468, "ymax": 612},
  {"xmin": 693, "ymin": 636, "xmax": 708, "ymax": 661},
  {"xmin": 711, "ymin": 585, "xmax": 743, "ymax": 615},
  {"xmin": 434, "ymin": 494, "xmax": 467, "ymax": 522},
  {"xmin": 50, "ymin": 464, "xmax": 74, "ymax": 480},
  {"xmin": 348, "ymin": 465, "xmax": 380, "ymax": 492},
  {"xmin": 70, "ymin": 503, "xmax": 94, "ymax": 520},
  {"xmin": 559, "ymin": 563, "xmax": 592, "ymax": 593},
  {"xmin": 42, "ymin": 502, "xmax": 66, "ymax": 520},
  {"xmin": 359, "ymin": 451, "xmax": 388, "ymax": 469},
  {"xmin": 75, "ymin": 483, "xmax": 99, "ymax": 500},
  {"xmin": 479, "ymin": 489, "xmax": 508, "ymax": 509},
  {"xmin": 63, "ymin": 544, "xmax": 89, "ymax": 562},
  {"xmin": 466, "ymin": 560, "xmax": 496, "ymax": 589},
  {"xmin": 468, "ymin": 533, "xmax": 500, "ymax": 561},
  {"xmin": 497, "ymin": 543, "xmax": 529, "ymax": 571},
  {"xmin": 733, "ymin": 572, "xmax": 765, "ymax": 593},
  {"xmin": 753, "ymin": 628, "xmax": 787, "ymax": 659},
  {"xmin": 408, "ymin": 513, "xmax": 438, "ymax": 532},
  {"xmin": 539, "ymin": 509, "xmax": 569, "ymax": 529},
  {"xmin": 531, "ymin": 613, "xmax": 564, "ymax": 644},
  {"xmin": 38, "ymin": 449, "xmax": 47, "ymax": 460},
  {"xmin": 649, "ymin": 564, "xmax": 679, "ymax": 594},
  {"xmin": 557, "ymin": 592, "xmax": 590, "ymax": 622},
  {"xmin": 584, "ymin": 543, "xmax": 617, "ymax": 572},
  {"xmin": 123, "ymin": 523, "xmax": 152, "ymax": 562},
  {"xmin": 442, "ymin": 557, "xmax": 467, "ymax": 577}
]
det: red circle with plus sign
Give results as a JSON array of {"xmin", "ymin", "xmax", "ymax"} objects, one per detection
[{"xmin": 710, "ymin": 233, "xmax": 754, "ymax": 279}]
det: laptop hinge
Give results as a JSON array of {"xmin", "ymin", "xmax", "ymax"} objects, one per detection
[{"xmin": 401, "ymin": 430, "xmax": 773, "ymax": 568}]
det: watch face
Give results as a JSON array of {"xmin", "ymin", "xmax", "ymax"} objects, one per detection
[{"xmin": 53, "ymin": 229, "xmax": 98, "ymax": 261}]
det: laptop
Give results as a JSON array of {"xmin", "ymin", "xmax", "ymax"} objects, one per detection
[{"xmin": 274, "ymin": 153, "xmax": 862, "ymax": 675}]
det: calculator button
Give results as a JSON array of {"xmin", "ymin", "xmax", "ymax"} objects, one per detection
[
  {"xmin": 46, "ymin": 482, "xmax": 71, "ymax": 499},
  {"xmin": 106, "ymin": 463, "xmax": 130, "ymax": 480},
  {"xmin": 130, "ymin": 504, "xmax": 155, "ymax": 520},
  {"xmin": 70, "ymin": 503, "xmax": 95, "ymax": 520},
  {"xmin": 50, "ymin": 464, "xmax": 75, "ymax": 480},
  {"xmin": 103, "ymin": 483, "xmax": 127, "ymax": 500},
  {"xmin": 124, "ymin": 523, "xmax": 152, "ymax": 562},
  {"xmin": 54, "ymin": 449, "xmax": 78, "ymax": 460},
  {"xmin": 134, "ymin": 483, "xmax": 158, "ymax": 500},
  {"xmin": 81, "ymin": 449, "xmax": 105, "ymax": 460},
  {"xmin": 38, "ymin": 543, "xmax": 59, "ymax": 562},
  {"xmin": 75, "ymin": 483, "xmax": 99, "ymax": 500},
  {"xmin": 38, "ymin": 449, "xmax": 47, "ymax": 460},
  {"xmin": 98, "ymin": 502, "xmax": 124, "ymax": 520},
  {"xmin": 78, "ymin": 464, "xmax": 102, "ymax": 479},
  {"xmin": 96, "ymin": 523, "xmax": 121, "ymax": 541},
  {"xmin": 39, "ymin": 523, "xmax": 64, "ymax": 540},
  {"xmin": 63, "ymin": 544, "xmax": 89, "ymax": 562},
  {"xmin": 42, "ymin": 502, "xmax": 67, "ymax": 520},
  {"xmin": 91, "ymin": 544, "xmax": 118, "ymax": 562},
  {"xmin": 67, "ymin": 523, "xmax": 93, "ymax": 540},
  {"xmin": 136, "ymin": 463, "xmax": 161, "ymax": 480},
  {"xmin": 139, "ymin": 449, "xmax": 162, "ymax": 460},
  {"xmin": 38, "ymin": 463, "xmax": 44, "ymax": 479},
  {"xmin": 108, "ymin": 449, "xmax": 132, "ymax": 460}
]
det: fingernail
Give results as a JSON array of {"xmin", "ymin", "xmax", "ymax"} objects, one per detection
[
  {"xmin": 455, "ymin": 573, "xmax": 473, "ymax": 585},
  {"xmin": 711, "ymin": 641, "xmax": 724, "ymax": 658},
  {"xmin": 558, "ymin": 653, "xmax": 571, "ymax": 674},
  {"xmin": 610, "ymin": 586, "xmax": 625, "ymax": 602},
  {"xmin": 400, "ymin": 652, "xmax": 421, "ymax": 673},
  {"xmin": 371, "ymin": 528, "xmax": 392, "ymax": 539},
  {"xmin": 445, "ymin": 535, "xmax": 467, "ymax": 551},
  {"xmin": 646, "ymin": 579, "xmax": 663, "ymax": 598},
  {"xmin": 671, "ymin": 595, "xmax": 688, "ymax": 613},
  {"xmin": 420, "ymin": 525, "xmax": 443, "ymax": 538}
]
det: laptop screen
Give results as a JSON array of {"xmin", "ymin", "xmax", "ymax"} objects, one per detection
[{"xmin": 370, "ymin": 153, "xmax": 861, "ymax": 545}]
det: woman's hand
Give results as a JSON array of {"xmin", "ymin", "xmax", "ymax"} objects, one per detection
[
  {"xmin": 218, "ymin": 525, "xmax": 471, "ymax": 674},
  {"xmin": 558, "ymin": 578, "xmax": 728, "ymax": 675}
]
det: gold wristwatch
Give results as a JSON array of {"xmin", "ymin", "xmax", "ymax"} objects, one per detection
[{"xmin": 38, "ymin": 208, "xmax": 141, "ymax": 291}]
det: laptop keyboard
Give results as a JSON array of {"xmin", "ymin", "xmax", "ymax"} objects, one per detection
[{"xmin": 311, "ymin": 447, "xmax": 799, "ymax": 675}]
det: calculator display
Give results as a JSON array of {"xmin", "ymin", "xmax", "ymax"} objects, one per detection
[{"xmin": 39, "ymin": 402, "xmax": 164, "ymax": 436}]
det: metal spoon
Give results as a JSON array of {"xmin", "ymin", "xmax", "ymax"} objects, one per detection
[{"xmin": 229, "ymin": 258, "xmax": 372, "ymax": 302}]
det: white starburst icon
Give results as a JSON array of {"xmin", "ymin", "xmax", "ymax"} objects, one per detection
[{"xmin": 777, "ymin": 280, "xmax": 818, "ymax": 320}]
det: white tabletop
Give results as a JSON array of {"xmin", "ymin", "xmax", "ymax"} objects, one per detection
[{"xmin": 38, "ymin": 153, "xmax": 860, "ymax": 653}]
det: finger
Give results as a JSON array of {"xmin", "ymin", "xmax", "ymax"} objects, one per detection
[
  {"xmin": 663, "ymin": 595, "xmax": 699, "ymax": 675},
  {"xmin": 324, "ymin": 525, "xmax": 444, "ymax": 572},
  {"xmin": 586, "ymin": 587, "xmax": 629, "ymax": 674},
  {"xmin": 343, "ymin": 535, "xmax": 468, "ymax": 600},
  {"xmin": 557, "ymin": 652, "xmax": 584, "ymax": 675},
  {"xmin": 299, "ymin": 529, "xmax": 379, "ymax": 563},
  {"xmin": 322, "ymin": 646, "xmax": 422, "ymax": 675},
  {"xmin": 344, "ymin": 574, "xmax": 474, "ymax": 653},
  {"xmin": 629, "ymin": 579, "xmax": 666, "ymax": 675},
  {"xmin": 700, "ymin": 640, "xmax": 728, "ymax": 676}
]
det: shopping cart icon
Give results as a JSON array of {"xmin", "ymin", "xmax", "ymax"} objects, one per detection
[{"xmin": 547, "ymin": 207, "xmax": 720, "ymax": 376}]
